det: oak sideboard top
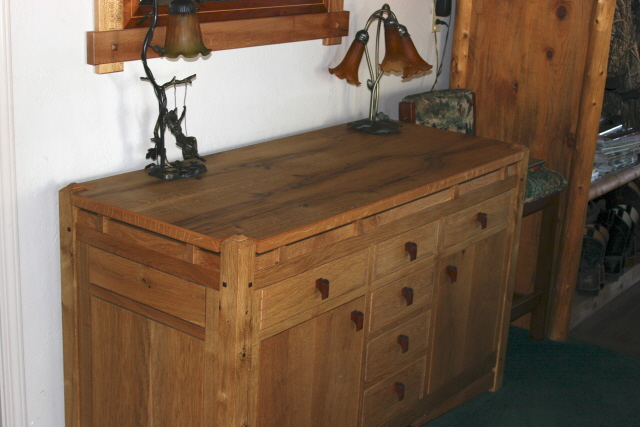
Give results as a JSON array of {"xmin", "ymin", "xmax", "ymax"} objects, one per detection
[{"xmin": 67, "ymin": 123, "xmax": 526, "ymax": 253}]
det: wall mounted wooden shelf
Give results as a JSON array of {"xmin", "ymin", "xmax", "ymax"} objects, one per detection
[
  {"xmin": 88, "ymin": 12, "xmax": 349, "ymax": 66},
  {"xmin": 90, "ymin": 0, "xmax": 348, "ymax": 74}
]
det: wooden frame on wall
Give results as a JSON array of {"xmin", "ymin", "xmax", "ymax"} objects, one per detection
[{"xmin": 90, "ymin": 0, "xmax": 348, "ymax": 74}]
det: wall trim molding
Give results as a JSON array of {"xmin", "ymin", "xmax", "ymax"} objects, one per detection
[{"xmin": 0, "ymin": 0, "xmax": 28, "ymax": 425}]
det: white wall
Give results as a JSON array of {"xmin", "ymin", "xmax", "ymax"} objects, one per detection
[{"xmin": 3, "ymin": 0, "xmax": 454, "ymax": 425}]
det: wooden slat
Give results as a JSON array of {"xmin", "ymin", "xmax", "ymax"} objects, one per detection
[
  {"xmin": 458, "ymin": 169, "xmax": 503, "ymax": 196},
  {"xmin": 88, "ymin": 247, "xmax": 207, "ymax": 327},
  {"xmin": 104, "ymin": 218, "xmax": 188, "ymax": 260},
  {"xmin": 360, "ymin": 190, "xmax": 451, "ymax": 233},
  {"xmin": 77, "ymin": 225, "xmax": 220, "ymax": 289},
  {"xmin": 510, "ymin": 291, "xmax": 543, "ymax": 321},
  {"xmin": 87, "ymin": 12, "xmax": 349, "ymax": 65},
  {"xmin": 280, "ymin": 222, "xmax": 357, "ymax": 262}
]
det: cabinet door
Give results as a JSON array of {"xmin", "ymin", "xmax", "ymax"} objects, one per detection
[
  {"xmin": 257, "ymin": 297, "xmax": 366, "ymax": 427},
  {"xmin": 428, "ymin": 231, "xmax": 507, "ymax": 398}
]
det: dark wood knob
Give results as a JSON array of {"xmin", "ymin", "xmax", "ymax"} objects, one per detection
[
  {"xmin": 397, "ymin": 335, "xmax": 409, "ymax": 353},
  {"xmin": 476, "ymin": 212, "xmax": 488, "ymax": 229},
  {"xmin": 446, "ymin": 265, "xmax": 458, "ymax": 283},
  {"xmin": 351, "ymin": 310, "xmax": 364, "ymax": 331},
  {"xmin": 315, "ymin": 278, "xmax": 330, "ymax": 300},
  {"xmin": 405, "ymin": 241, "xmax": 418, "ymax": 261},
  {"xmin": 393, "ymin": 382, "xmax": 405, "ymax": 401},
  {"xmin": 401, "ymin": 287, "xmax": 414, "ymax": 306}
]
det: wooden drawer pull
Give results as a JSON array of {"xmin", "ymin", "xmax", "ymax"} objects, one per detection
[
  {"xmin": 397, "ymin": 334, "xmax": 409, "ymax": 353},
  {"xmin": 446, "ymin": 265, "xmax": 458, "ymax": 283},
  {"xmin": 401, "ymin": 287, "xmax": 414, "ymax": 306},
  {"xmin": 315, "ymin": 278, "xmax": 330, "ymax": 300},
  {"xmin": 476, "ymin": 212, "xmax": 488, "ymax": 229},
  {"xmin": 351, "ymin": 310, "xmax": 364, "ymax": 331},
  {"xmin": 405, "ymin": 241, "xmax": 418, "ymax": 261},
  {"xmin": 393, "ymin": 382, "xmax": 405, "ymax": 401}
]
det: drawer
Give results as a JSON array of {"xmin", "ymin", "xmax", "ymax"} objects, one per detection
[
  {"xmin": 442, "ymin": 191, "xmax": 512, "ymax": 248},
  {"xmin": 365, "ymin": 312, "xmax": 431, "ymax": 380},
  {"xmin": 374, "ymin": 221, "xmax": 438, "ymax": 279},
  {"xmin": 260, "ymin": 249, "xmax": 368, "ymax": 329},
  {"xmin": 361, "ymin": 357, "xmax": 427, "ymax": 427},
  {"xmin": 369, "ymin": 265, "xmax": 434, "ymax": 331}
]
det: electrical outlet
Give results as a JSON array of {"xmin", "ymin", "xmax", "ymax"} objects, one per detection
[{"xmin": 432, "ymin": 12, "xmax": 441, "ymax": 32}]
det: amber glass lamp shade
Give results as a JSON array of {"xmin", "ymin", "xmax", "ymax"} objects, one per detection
[
  {"xmin": 163, "ymin": 4, "xmax": 211, "ymax": 58},
  {"xmin": 398, "ymin": 26, "xmax": 432, "ymax": 79},
  {"xmin": 380, "ymin": 19, "xmax": 407, "ymax": 74},
  {"xmin": 329, "ymin": 30, "xmax": 369, "ymax": 86}
]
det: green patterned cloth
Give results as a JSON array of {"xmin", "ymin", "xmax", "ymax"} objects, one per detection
[
  {"xmin": 402, "ymin": 89, "xmax": 474, "ymax": 135},
  {"xmin": 525, "ymin": 166, "xmax": 568, "ymax": 204}
]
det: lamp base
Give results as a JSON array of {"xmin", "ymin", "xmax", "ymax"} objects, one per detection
[
  {"xmin": 348, "ymin": 115, "xmax": 402, "ymax": 134},
  {"xmin": 147, "ymin": 160, "xmax": 207, "ymax": 180}
]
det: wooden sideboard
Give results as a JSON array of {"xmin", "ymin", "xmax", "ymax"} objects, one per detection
[{"xmin": 60, "ymin": 123, "xmax": 527, "ymax": 427}]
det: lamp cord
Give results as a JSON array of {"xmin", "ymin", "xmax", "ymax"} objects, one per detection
[{"xmin": 431, "ymin": 17, "xmax": 451, "ymax": 91}]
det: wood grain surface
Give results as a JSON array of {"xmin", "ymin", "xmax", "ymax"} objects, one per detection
[{"xmin": 72, "ymin": 123, "xmax": 524, "ymax": 253}]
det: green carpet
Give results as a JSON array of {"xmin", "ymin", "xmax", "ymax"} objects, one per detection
[{"xmin": 422, "ymin": 327, "xmax": 640, "ymax": 427}]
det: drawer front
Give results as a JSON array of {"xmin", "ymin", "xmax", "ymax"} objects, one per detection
[
  {"xmin": 442, "ymin": 191, "xmax": 512, "ymax": 248},
  {"xmin": 369, "ymin": 265, "xmax": 434, "ymax": 331},
  {"xmin": 374, "ymin": 221, "xmax": 438, "ymax": 279},
  {"xmin": 361, "ymin": 357, "xmax": 427, "ymax": 427},
  {"xmin": 365, "ymin": 312, "xmax": 431, "ymax": 380},
  {"xmin": 260, "ymin": 249, "xmax": 368, "ymax": 329}
]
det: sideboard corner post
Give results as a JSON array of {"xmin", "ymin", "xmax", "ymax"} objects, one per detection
[{"xmin": 205, "ymin": 235, "xmax": 257, "ymax": 426}]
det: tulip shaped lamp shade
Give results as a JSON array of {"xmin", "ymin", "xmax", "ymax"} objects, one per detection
[
  {"xmin": 329, "ymin": 4, "xmax": 432, "ymax": 134},
  {"xmin": 141, "ymin": 0, "xmax": 211, "ymax": 180}
]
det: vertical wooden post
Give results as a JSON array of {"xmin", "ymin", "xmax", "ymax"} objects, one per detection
[
  {"xmin": 205, "ymin": 235, "xmax": 256, "ymax": 426},
  {"xmin": 449, "ymin": 0, "xmax": 473, "ymax": 89},
  {"xmin": 548, "ymin": 0, "xmax": 616, "ymax": 341},
  {"xmin": 94, "ymin": 0, "xmax": 124, "ymax": 74},
  {"xmin": 59, "ymin": 184, "xmax": 86, "ymax": 427},
  {"xmin": 322, "ymin": 0, "xmax": 344, "ymax": 46}
]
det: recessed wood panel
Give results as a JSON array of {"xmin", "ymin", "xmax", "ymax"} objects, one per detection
[
  {"xmin": 90, "ymin": 298, "xmax": 204, "ymax": 426},
  {"xmin": 257, "ymin": 298, "xmax": 365, "ymax": 427}
]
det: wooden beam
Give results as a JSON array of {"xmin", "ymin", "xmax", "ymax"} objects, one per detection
[{"xmin": 548, "ymin": 0, "xmax": 616, "ymax": 341}]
